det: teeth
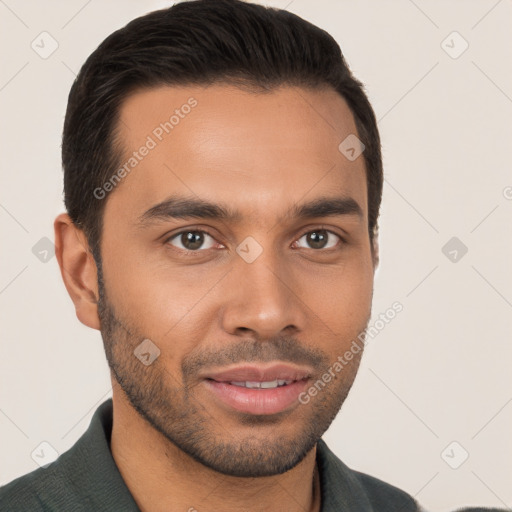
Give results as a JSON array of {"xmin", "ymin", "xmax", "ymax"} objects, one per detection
[
  {"xmin": 231, "ymin": 381, "xmax": 247, "ymax": 387},
  {"xmin": 246, "ymin": 381, "xmax": 263, "ymax": 389},
  {"xmin": 229, "ymin": 380, "xmax": 292, "ymax": 388},
  {"xmin": 260, "ymin": 380, "xmax": 278, "ymax": 389}
]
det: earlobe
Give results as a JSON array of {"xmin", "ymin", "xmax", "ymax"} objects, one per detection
[{"xmin": 54, "ymin": 213, "xmax": 101, "ymax": 330}]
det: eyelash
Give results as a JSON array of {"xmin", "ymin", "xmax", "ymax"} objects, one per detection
[{"xmin": 164, "ymin": 226, "xmax": 346, "ymax": 255}]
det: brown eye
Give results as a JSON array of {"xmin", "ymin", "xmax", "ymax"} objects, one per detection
[
  {"xmin": 167, "ymin": 230, "xmax": 216, "ymax": 251},
  {"xmin": 296, "ymin": 230, "xmax": 340, "ymax": 250}
]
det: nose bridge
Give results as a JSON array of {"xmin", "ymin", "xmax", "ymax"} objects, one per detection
[{"xmin": 221, "ymin": 242, "xmax": 304, "ymax": 337}]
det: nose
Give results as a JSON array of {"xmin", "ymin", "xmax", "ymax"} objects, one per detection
[{"xmin": 220, "ymin": 248, "xmax": 306, "ymax": 340}]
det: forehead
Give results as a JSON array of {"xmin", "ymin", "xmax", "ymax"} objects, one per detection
[{"xmin": 107, "ymin": 84, "xmax": 368, "ymax": 226}]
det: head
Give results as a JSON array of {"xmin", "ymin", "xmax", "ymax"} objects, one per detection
[{"xmin": 56, "ymin": 0, "xmax": 383, "ymax": 478}]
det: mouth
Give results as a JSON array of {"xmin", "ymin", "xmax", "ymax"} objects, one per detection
[
  {"xmin": 201, "ymin": 363, "xmax": 312, "ymax": 415},
  {"xmin": 224, "ymin": 379, "xmax": 294, "ymax": 389}
]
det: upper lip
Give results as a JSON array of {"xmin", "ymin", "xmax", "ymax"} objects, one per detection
[{"xmin": 203, "ymin": 363, "xmax": 313, "ymax": 383}]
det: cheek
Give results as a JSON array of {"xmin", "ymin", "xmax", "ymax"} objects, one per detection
[
  {"xmin": 302, "ymin": 256, "xmax": 373, "ymax": 338},
  {"xmin": 101, "ymin": 248, "xmax": 224, "ymax": 344}
]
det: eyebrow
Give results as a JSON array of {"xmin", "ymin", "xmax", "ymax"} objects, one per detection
[{"xmin": 137, "ymin": 194, "xmax": 363, "ymax": 226}]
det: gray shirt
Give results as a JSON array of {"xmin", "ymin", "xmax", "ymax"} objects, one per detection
[{"xmin": 0, "ymin": 399, "xmax": 421, "ymax": 511}]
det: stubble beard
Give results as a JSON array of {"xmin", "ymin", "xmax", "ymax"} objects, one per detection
[{"xmin": 96, "ymin": 264, "xmax": 366, "ymax": 477}]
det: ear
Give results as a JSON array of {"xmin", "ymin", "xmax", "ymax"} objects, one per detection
[
  {"xmin": 54, "ymin": 213, "xmax": 100, "ymax": 330},
  {"xmin": 371, "ymin": 227, "xmax": 380, "ymax": 270}
]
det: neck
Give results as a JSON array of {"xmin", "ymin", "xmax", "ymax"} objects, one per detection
[{"xmin": 110, "ymin": 392, "xmax": 321, "ymax": 512}]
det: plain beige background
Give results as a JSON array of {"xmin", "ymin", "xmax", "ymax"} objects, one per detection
[{"xmin": 0, "ymin": 1, "xmax": 511, "ymax": 510}]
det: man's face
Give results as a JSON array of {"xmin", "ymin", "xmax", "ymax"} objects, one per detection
[{"xmin": 97, "ymin": 84, "xmax": 375, "ymax": 477}]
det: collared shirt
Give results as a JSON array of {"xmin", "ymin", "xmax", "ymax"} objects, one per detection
[{"xmin": 0, "ymin": 399, "xmax": 421, "ymax": 511}]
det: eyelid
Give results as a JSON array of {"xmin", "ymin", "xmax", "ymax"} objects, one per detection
[
  {"xmin": 163, "ymin": 224, "xmax": 217, "ymax": 241},
  {"xmin": 295, "ymin": 224, "xmax": 347, "ymax": 242}
]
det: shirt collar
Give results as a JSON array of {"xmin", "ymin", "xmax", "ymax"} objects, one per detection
[
  {"xmin": 77, "ymin": 399, "xmax": 376, "ymax": 511},
  {"xmin": 66, "ymin": 398, "xmax": 140, "ymax": 510}
]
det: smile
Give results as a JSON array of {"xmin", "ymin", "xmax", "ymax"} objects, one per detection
[
  {"xmin": 200, "ymin": 363, "xmax": 313, "ymax": 415},
  {"xmin": 229, "ymin": 380, "xmax": 293, "ymax": 389}
]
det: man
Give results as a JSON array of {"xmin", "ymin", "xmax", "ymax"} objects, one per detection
[{"xmin": 1, "ymin": 1, "xmax": 494, "ymax": 511}]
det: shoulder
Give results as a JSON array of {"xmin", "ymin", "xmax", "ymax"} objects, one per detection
[
  {"xmin": 452, "ymin": 509, "xmax": 510, "ymax": 512},
  {"xmin": 351, "ymin": 470, "xmax": 421, "ymax": 511},
  {"xmin": 0, "ymin": 400, "xmax": 114, "ymax": 512},
  {"xmin": 0, "ymin": 457, "xmax": 76, "ymax": 511},
  {"xmin": 316, "ymin": 439, "xmax": 421, "ymax": 511}
]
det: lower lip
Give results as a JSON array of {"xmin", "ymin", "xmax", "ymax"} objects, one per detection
[{"xmin": 204, "ymin": 379, "xmax": 309, "ymax": 415}]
